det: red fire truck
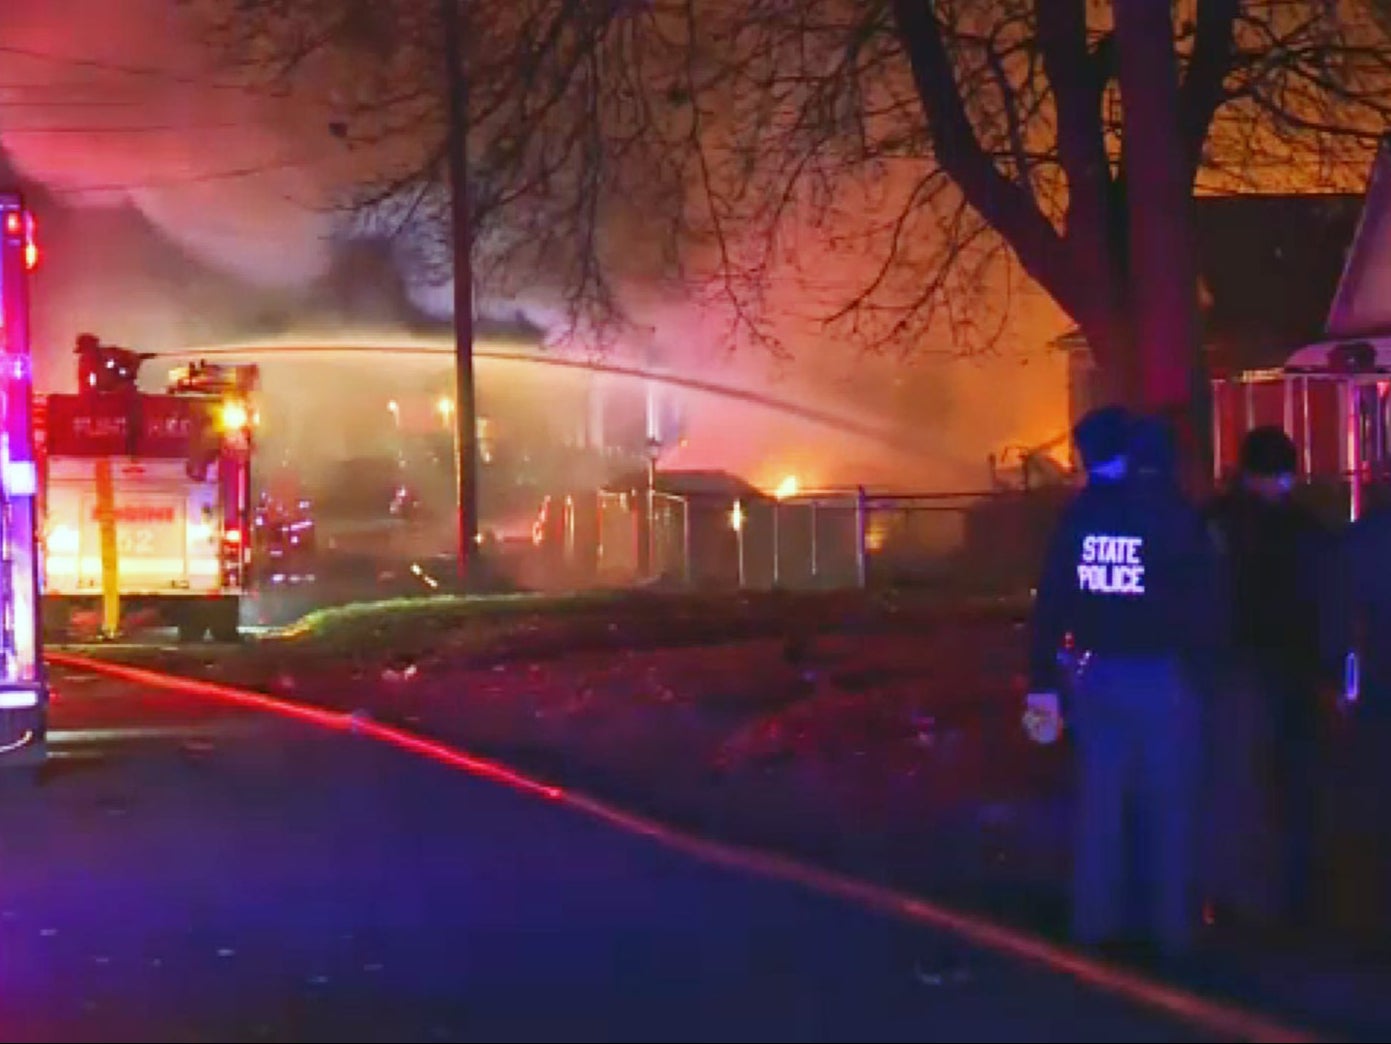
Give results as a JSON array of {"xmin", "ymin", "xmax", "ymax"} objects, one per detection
[
  {"xmin": 1210, "ymin": 136, "xmax": 1391, "ymax": 522},
  {"xmin": 1211, "ymin": 338, "xmax": 1391, "ymax": 523},
  {"xmin": 0, "ymin": 192, "xmax": 46, "ymax": 773},
  {"xmin": 37, "ymin": 356, "xmax": 257, "ymax": 642}
]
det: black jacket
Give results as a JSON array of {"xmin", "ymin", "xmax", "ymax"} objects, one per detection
[
  {"xmin": 1029, "ymin": 476, "xmax": 1225, "ymax": 692},
  {"xmin": 1206, "ymin": 488, "xmax": 1327, "ymax": 682}
]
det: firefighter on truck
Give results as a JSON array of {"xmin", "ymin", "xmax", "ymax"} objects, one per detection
[{"xmin": 38, "ymin": 343, "xmax": 258, "ymax": 644}]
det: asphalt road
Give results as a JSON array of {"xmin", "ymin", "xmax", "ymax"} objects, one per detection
[{"xmin": 0, "ymin": 667, "xmax": 1256, "ymax": 1042}]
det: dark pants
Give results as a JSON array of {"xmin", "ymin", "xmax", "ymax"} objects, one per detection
[
  {"xmin": 1323, "ymin": 701, "xmax": 1391, "ymax": 944},
  {"xmin": 1203, "ymin": 662, "xmax": 1319, "ymax": 929},
  {"xmin": 1272, "ymin": 692, "xmax": 1320, "ymax": 928},
  {"xmin": 1070, "ymin": 656, "xmax": 1200, "ymax": 956}
]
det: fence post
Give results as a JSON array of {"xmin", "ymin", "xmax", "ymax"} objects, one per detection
[
  {"xmin": 855, "ymin": 486, "xmax": 868, "ymax": 589},
  {"xmin": 563, "ymin": 495, "xmax": 575, "ymax": 566},
  {"xmin": 595, "ymin": 494, "xmax": 605, "ymax": 574},
  {"xmin": 771, "ymin": 500, "xmax": 780, "ymax": 589},
  {"xmin": 645, "ymin": 478, "xmax": 656, "ymax": 580},
  {"xmin": 682, "ymin": 497, "xmax": 692, "ymax": 586},
  {"xmin": 1211, "ymin": 379, "xmax": 1224, "ymax": 485},
  {"xmin": 734, "ymin": 498, "xmax": 746, "ymax": 588}
]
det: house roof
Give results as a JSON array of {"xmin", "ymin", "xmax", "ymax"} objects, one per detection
[
  {"xmin": 603, "ymin": 468, "xmax": 768, "ymax": 500},
  {"xmin": 1327, "ymin": 138, "xmax": 1391, "ymax": 340}
]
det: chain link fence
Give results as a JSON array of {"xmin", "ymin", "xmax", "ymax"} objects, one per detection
[{"xmin": 576, "ymin": 485, "xmax": 1071, "ymax": 594}]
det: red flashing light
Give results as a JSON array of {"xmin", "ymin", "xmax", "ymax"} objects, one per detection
[
  {"xmin": 4, "ymin": 211, "xmax": 21, "ymax": 236},
  {"xmin": 224, "ymin": 528, "xmax": 242, "ymax": 545},
  {"xmin": 23, "ymin": 241, "xmax": 38, "ymax": 271}
]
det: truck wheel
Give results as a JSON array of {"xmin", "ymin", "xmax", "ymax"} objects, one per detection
[
  {"xmin": 176, "ymin": 611, "xmax": 207, "ymax": 644},
  {"xmin": 42, "ymin": 601, "xmax": 72, "ymax": 644},
  {"xmin": 210, "ymin": 603, "xmax": 241, "ymax": 644},
  {"xmin": 177, "ymin": 620, "xmax": 206, "ymax": 643}
]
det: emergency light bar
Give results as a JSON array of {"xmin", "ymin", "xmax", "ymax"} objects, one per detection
[
  {"xmin": 0, "ymin": 190, "xmax": 47, "ymax": 770},
  {"xmin": 3, "ymin": 458, "xmax": 36, "ymax": 497}
]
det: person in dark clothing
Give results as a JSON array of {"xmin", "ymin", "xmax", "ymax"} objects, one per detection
[
  {"xmin": 1129, "ymin": 414, "xmax": 1178, "ymax": 487},
  {"xmin": 1205, "ymin": 425, "xmax": 1327, "ymax": 936},
  {"xmin": 74, "ymin": 332, "xmax": 101, "ymax": 395},
  {"xmin": 1328, "ymin": 491, "xmax": 1391, "ymax": 713},
  {"xmin": 1323, "ymin": 482, "xmax": 1391, "ymax": 947},
  {"xmin": 1026, "ymin": 407, "xmax": 1221, "ymax": 958}
]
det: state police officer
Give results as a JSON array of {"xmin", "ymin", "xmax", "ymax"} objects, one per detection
[
  {"xmin": 1205, "ymin": 426, "xmax": 1327, "ymax": 938},
  {"xmin": 1025, "ymin": 407, "xmax": 1223, "ymax": 959}
]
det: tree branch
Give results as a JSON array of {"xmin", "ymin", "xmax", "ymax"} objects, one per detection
[
  {"xmin": 887, "ymin": 0, "xmax": 1075, "ymax": 314},
  {"xmin": 1178, "ymin": 0, "xmax": 1240, "ymax": 183},
  {"xmin": 983, "ymin": 27, "xmax": 1032, "ymax": 187},
  {"xmin": 1035, "ymin": 0, "xmax": 1114, "ymax": 302}
]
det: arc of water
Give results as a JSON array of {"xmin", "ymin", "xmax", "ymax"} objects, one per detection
[{"xmin": 152, "ymin": 341, "xmax": 924, "ymax": 453}]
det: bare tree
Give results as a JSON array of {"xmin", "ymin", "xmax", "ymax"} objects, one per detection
[
  {"xmin": 190, "ymin": 0, "xmax": 707, "ymax": 346},
  {"xmin": 699, "ymin": 0, "xmax": 1391, "ymax": 412},
  {"xmin": 199, "ymin": 0, "xmax": 1391, "ymax": 410}
]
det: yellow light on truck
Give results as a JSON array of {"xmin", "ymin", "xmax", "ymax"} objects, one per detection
[
  {"xmin": 47, "ymin": 524, "xmax": 79, "ymax": 554},
  {"xmin": 220, "ymin": 398, "xmax": 250, "ymax": 432},
  {"xmin": 775, "ymin": 475, "xmax": 799, "ymax": 499}
]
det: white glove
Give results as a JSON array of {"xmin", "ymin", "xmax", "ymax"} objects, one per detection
[{"xmin": 1022, "ymin": 691, "xmax": 1063, "ymax": 745}]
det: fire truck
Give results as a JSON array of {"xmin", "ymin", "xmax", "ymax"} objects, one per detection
[
  {"xmin": 1210, "ymin": 135, "xmax": 1391, "ymax": 522},
  {"xmin": 0, "ymin": 192, "xmax": 46, "ymax": 773},
  {"xmin": 37, "ymin": 354, "xmax": 257, "ymax": 642},
  {"xmin": 1212, "ymin": 339, "xmax": 1391, "ymax": 523}
]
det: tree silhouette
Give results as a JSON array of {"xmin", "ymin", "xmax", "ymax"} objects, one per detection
[
  {"xmin": 202, "ymin": 0, "xmax": 1391, "ymax": 409},
  {"xmin": 708, "ymin": 0, "xmax": 1391, "ymax": 410}
]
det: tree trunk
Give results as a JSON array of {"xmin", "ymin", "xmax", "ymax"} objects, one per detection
[
  {"xmin": 1114, "ymin": 3, "xmax": 1201, "ymax": 415},
  {"xmin": 1077, "ymin": 309, "xmax": 1138, "ymax": 408}
]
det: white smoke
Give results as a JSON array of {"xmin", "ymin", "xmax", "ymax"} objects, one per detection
[
  {"xmin": 0, "ymin": 0, "xmax": 351, "ymax": 287},
  {"xmin": 0, "ymin": 0, "xmax": 1071, "ymax": 488}
]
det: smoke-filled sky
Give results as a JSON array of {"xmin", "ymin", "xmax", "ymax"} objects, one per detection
[
  {"xmin": 0, "ymin": 0, "xmax": 347, "ymax": 284},
  {"xmin": 0, "ymin": 0, "xmax": 1069, "ymax": 491}
]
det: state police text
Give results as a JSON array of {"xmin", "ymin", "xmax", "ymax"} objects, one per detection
[{"xmin": 1076, "ymin": 534, "xmax": 1146, "ymax": 596}]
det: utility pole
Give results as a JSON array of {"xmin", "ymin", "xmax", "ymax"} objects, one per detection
[{"xmin": 440, "ymin": 0, "xmax": 480, "ymax": 586}]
